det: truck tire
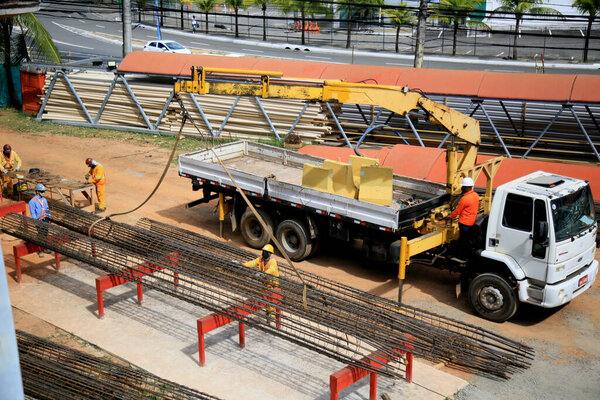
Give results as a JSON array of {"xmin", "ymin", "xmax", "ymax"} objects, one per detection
[
  {"xmin": 468, "ymin": 273, "xmax": 518, "ymax": 322},
  {"xmin": 240, "ymin": 209, "xmax": 273, "ymax": 249},
  {"xmin": 275, "ymin": 219, "xmax": 312, "ymax": 261}
]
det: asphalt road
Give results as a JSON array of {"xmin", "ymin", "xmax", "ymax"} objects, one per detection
[{"xmin": 35, "ymin": 1, "xmax": 600, "ymax": 75}]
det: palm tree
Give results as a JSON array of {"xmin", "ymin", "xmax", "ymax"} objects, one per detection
[
  {"xmin": 436, "ymin": 0, "xmax": 489, "ymax": 56},
  {"xmin": 337, "ymin": 0, "xmax": 383, "ymax": 49},
  {"xmin": 495, "ymin": 0, "xmax": 561, "ymax": 60},
  {"xmin": 573, "ymin": 0, "xmax": 600, "ymax": 62},
  {"xmin": 387, "ymin": 3, "xmax": 415, "ymax": 53},
  {"xmin": 276, "ymin": 0, "xmax": 329, "ymax": 45},
  {"xmin": 0, "ymin": 13, "xmax": 60, "ymax": 108},
  {"xmin": 196, "ymin": 0, "xmax": 217, "ymax": 33},
  {"xmin": 137, "ymin": 0, "xmax": 150, "ymax": 23},
  {"xmin": 225, "ymin": 0, "xmax": 248, "ymax": 38},
  {"xmin": 251, "ymin": 0, "xmax": 272, "ymax": 41}
]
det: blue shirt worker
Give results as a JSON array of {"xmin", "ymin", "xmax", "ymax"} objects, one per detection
[
  {"xmin": 28, "ymin": 183, "xmax": 51, "ymax": 257},
  {"xmin": 29, "ymin": 183, "xmax": 50, "ymax": 221}
]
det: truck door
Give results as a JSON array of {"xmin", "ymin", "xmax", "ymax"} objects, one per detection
[{"xmin": 495, "ymin": 194, "xmax": 548, "ymax": 281}]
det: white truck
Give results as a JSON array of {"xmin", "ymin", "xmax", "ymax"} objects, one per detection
[
  {"xmin": 465, "ymin": 171, "xmax": 597, "ymax": 321},
  {"xmin": 179, "ymin": 143, "xmax": 598, "ymax": 322}
]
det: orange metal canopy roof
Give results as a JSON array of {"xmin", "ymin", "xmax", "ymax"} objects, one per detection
[{"xmin": 118, "ymin": 51, "xmax": 600, "ymax": 103}]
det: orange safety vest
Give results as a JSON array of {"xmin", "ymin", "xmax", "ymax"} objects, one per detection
[
  {"xmin": 450, "ymin": 190, "xmax": 480, "ymax": 226},
  {"xmin": 88, "ymin": 164, "xmax": 106, "ymax": 185},
  {"xmin": 244, "ymin": 256, "xmax": 279, "ymax": 287},
  {"xmin": 32, "ymin": 196, "xmax": 48, "ymax": 220},
  {"xmin": 1, "ymin": 151, "xmax": 21, "ymax": 171}
]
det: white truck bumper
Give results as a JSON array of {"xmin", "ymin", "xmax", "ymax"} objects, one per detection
[{"xmin": 518, "ymin": 260, "xmax": 598, "ymax": 308}]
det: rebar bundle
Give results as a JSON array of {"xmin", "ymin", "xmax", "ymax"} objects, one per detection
[
  {"xmin": 16, "ymin": 330, "xmax": 220, "ymax": 400},
  {"xmin": 1, "ymin": 205, "xmax": 534, "ymax": 380}
]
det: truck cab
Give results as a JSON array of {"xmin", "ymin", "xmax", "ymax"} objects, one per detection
[{"xmin": 470, "ymin": 171, "xmax": 598, "ymax": 322}]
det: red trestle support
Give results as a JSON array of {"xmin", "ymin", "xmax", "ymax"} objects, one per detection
[
  {"xmin": 197, "ymin": 287, "xmax": 283, "ymax": 366},
  {"xmin": 197, "ymin": 301, "xmax": 260, "ymax": 367},
  {"xmin": 13, "ymin": 242, "xmax": 60, "ymax": 283},
  {"xmin": 330, "ymin": 339, "xmax": 414, "ymax": 400},
  {"xmin": 95, "ymin": 253, "xmax": 179, "ymax": 318},
  {"xmin": 0, "ymin": 200, "xmax": 27, "ymax": 218}
]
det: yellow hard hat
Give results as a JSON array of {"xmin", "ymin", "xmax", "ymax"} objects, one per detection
[{"xmin": 262, "ymin": 244, "xmax": 274, "ymax": 253}]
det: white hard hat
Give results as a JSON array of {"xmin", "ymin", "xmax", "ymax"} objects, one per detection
[
  {"xmin": 35, "ymin": 183, "xmax": 46, "ymax": 192},
  {"xmin": 461, "ymin": 177, "xmax": 474, "ymax": 187}
]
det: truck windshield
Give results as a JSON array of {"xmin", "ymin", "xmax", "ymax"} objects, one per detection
[{"xmin": 551, "ymin": 185, "xmax": 595, "ymax": 242}]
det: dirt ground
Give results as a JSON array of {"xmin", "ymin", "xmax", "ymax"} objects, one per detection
[{"xmin": 2, "ymin": 114, "xmax": 599, "ymax": 399}]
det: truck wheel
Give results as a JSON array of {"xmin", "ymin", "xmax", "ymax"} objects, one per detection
[
  {"xmin": 468, "ymin": 273, "xmax": 518, "ymax": 322},
  {"xmin": 275, "ymin": 219, "xmax": 312, "ymax": 261},
  {"xmin": 240, "ymin": 209, "xmax": 273, "ymax": 249}
]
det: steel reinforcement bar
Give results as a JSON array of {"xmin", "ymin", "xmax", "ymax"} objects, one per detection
[
  {"xmin": 17, "ymin": 330, "xmax": 221, "ymax": 400},
  {"xmin": 59, "ymin": 203, "xmax": 536, "ymax": 378},
  {"xmin": 46, "ymin": 202, "xmax": 534, "ymax": 377},
  {"xmin": 3, "ymin": 206, "xmax": 533, "ymax": 379},
  {"xmin": 47, "ymin": 203, "xmax": 534, "ymax": 377}
]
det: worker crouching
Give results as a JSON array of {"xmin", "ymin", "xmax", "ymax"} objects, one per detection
[
  {"xmin": 244, "ymin": 244, "xmax": 281, "ymax": 325},
  {"xmin": 1, "ymin": 144, "xmax": 22, "ymax": 196},
  {"xmin": 85, "ymin": 158, "xmax": 106, "ymax": 213}
]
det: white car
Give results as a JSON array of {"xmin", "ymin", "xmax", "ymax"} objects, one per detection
[{"xmin": 143, "ymin": 40, "xmax": 191, "ymax": 54}]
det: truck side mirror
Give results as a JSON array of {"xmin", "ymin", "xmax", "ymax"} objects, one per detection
[{"xmin": 534, "ymin": 221, "xmax": 549, "ymax": 245}]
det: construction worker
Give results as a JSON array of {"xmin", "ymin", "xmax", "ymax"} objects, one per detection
[
  {"xmin": 85, "ymin": 158, "xmax": 106, "ymax": 213},
  {"xmin": 28, "ymin": 183, "xmax": 51, "ymax": 257},
  {"xmin": 1, "ymin": 144, "xmax": 22, "ymax": 195},
  {"xmin": 244, "ymin": 244, "xmax": 280, "ymax": 322},
  {"xmin": 447, "ymin": 177, "xmax": 480, "ymax": 260}
]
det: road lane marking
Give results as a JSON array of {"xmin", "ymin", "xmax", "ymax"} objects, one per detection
[
  {"xmin": 53, "ymin": 39, "xmax": 93, "ymax": 50},
  {"xmin": 306, "ymin": 56, "xmax": 330, "ymax": 60},
  {"xmin": 464, "ymin": 50, "xmax": 472, "ymax": 54},
  {"xmin": 96, "ymin": 25, "xmax": 105, "ymax": 28},
  {"xmin": 495, "ymin": 51, "xmax": 505, "ymax": 57},
  {"xmin": 242, "ymin": 48, "xmax": 264, "ymax": 53}
]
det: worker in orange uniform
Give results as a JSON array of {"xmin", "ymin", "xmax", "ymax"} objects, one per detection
[
  {"xmin": 85, "ymin": 158, "xmax": 107, "ymax": 213},
  {"xmin": 447, "ymin": 177, "xmax": 480, "ymax": 260},
  {"xmin": 244, "ymin": 244, "xmax": 280, "ymax": 323},
  {"xmin": 1, "ymin": 144, "xmax": 22, "ymax": 196}
]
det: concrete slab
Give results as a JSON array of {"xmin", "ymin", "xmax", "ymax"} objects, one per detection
[{"xmin": 6, "ymin": 259, "xmax": 467, "ymax": 400}]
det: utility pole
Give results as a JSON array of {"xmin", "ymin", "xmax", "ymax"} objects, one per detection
[
  {"xmin": 122, "ymin": 0, "xmax": 132, "ymax": 57},
  {"xmin": 413, "ymin": 0, "xmax": 428, "ymax": 68}
]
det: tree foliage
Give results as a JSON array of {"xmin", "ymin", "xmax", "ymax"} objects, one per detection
[
  {"xmin": 1, "ymin": 13, "xmax": 61, "ymax": 108},
  {"xmin": 276, "ymin": 0, "xmax": 330, "ymax": 45},
  {"xmin": 225, "ymin": 0, "xmax": 249, "ymax": 38},
  {"xmin": 495, "ymin": 0, "xmax": 561, "ymax": 59},
  {"xmin": 435, "ymin": 0, "xmax": 489, "ymax": 56},
  {"xmin": 195, "ymin": 0, "xmax": 218, "ymax": 33},
  {"xmin": 573, "ymin": 0, "xmax": 600, "ymax": 62},
  {"xmin": 386, "ymin": 3, "xmax": 415, "ymax": 54}
]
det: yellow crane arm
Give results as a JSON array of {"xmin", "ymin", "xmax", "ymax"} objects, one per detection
[{"xmin": 175, "ymin": 67, "xmax": 480, "ymax": 147}]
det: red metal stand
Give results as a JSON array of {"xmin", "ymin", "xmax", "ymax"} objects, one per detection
[
  {"xmin": 95, "ymin": 254, "xmax": 179, "ymax": 318},
  {"xmin": 13, "ymin": 242, "xmax": 61, "ymax": 283},
  {"xmin": 197, "ymin": 288, "xmax": 283, "ymax": 366},
  {"xmin": 197, "ymin": 301, "xmax": 259, "ymax": 366},
  {"xmin": 329, "ymin": 343, "xmax": 413, "ymax": 400},
  {"xmin": 0, "ymin": 200, "xmax": 27, "ymax": 217}
]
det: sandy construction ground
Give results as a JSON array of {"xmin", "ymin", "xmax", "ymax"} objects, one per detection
[{"xmin": 1, "ymin": 113, "xmax": 599, "ymax": 399}]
